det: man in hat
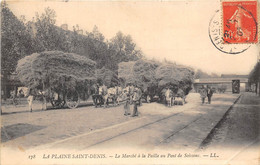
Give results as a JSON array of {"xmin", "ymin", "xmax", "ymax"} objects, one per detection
[
  {"xmin": 131, "ymin": 88, "xmax": 140, "ymax": 117},
  {"xmin": 199, "ymin": 85, "xmax": 207, "ymax": 104},
  {"xmin": 207, "ymin": 85, "xmax": 214, "ymax": 104}
]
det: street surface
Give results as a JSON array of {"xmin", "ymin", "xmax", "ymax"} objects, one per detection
[
  {"xmin": 1, "ymin": 92, "xmax": 259, "ymax": 165},
  {"xmin": 2, "ymin": 93, "xmax": 238, "ymax": 150},
  {"xmin": 201, "ymin": 92, "xmax": 260, "ymax": 165}
]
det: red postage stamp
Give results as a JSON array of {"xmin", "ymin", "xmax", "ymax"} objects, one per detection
[{"xmin": 222, "ymin": 1, "xmax": 258, "ymax": 44}]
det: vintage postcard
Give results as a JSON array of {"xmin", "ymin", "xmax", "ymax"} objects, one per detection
[{"xmin": 1, "ymin": 0, "xmax": 259, "ymax": 165}]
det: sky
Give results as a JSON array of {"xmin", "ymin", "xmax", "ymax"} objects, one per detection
[{"xmin": 6, "ymin": 0, "xmax": 259, "ymax": 75}]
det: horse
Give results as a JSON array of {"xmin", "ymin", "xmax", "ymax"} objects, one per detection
[
  {"xmin": 172, "ymin": 88, "xmax": 189, "ymax": 105},
  {"xmin": 90, "ymin": 84, "xmax": 103, "ymax": 107},
  {"xmin": 165, "ymin": 88, "xmax": 173, "ymax": 107},
  {"xmin": 106, "ymin": 87, "xmax": 118, "ymax": 107},
  {"xmin": 17, "ymin": 87, "xmax": 33, "ymax": 111}
]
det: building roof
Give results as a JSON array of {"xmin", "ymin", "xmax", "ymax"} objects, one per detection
[
  {"xmin": 194, "ymin": 77, "xmax": 248, "ymax": 83},
  {"xmin": 220, "ymin": 74, "xmax": 249, "ymax": 78}
]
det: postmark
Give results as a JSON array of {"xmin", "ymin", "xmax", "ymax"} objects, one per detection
[
  {"xmin": 209, "ymin": 0, "xmax": 258, "ymax": 54},
  {"xmin": 222, "ymin": 1, "xmax": 258, "ymax": 44},
  {"xmin": 209, "ymin": 10, "xmax": 251, "ymax": 54}
]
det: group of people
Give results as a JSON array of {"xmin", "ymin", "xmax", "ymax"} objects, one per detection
[
  {"xmin": 199, "ymin": 85, "xmax": 214, "ymax": 104},
  {"xmin": 122, "ymin": 84, "xmax": 142, "ymax": 117},
  {"xmin": 164, "ymin": 87, "xmax": 186, "ymax": 107},
  {"xmin": 92, "ymin": 83, "xmax": 142, "ymax": 117}
]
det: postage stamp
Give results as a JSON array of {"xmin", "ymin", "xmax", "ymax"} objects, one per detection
[
  {"xmin": 209, "ymin": 10, "xmax": 251, "ymax": 54},
  {"xmin": 222, "ymin": 1, "xmax": 258, "ymax": 44},
  {"xmin": 209, "ymin": 0, "xmax": 258, "ymax": 54}
]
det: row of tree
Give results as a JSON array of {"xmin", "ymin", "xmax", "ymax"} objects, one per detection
[
  {"xmin": 1, "ymin": 4, "xmax": 143, "ymax": 99},
  {"xmin": 249, "ymin": 62, "xmax": 260, "ymax": 96},
  {"xmin": 1, "ymin": 3, "xmax": 218, "ymax": 99}
]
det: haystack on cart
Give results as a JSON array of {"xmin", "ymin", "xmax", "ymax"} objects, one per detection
[
  {"xmin": 16, "ymin": 51, "xmax": 96, "ymax": 109},
  {"xmin": 118, "ymin": 59, "xmax": 159, "ymax": 102}
]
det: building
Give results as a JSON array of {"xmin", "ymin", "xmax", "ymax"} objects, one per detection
[
  {"xmin": 1, "ymin": 72, "xmax": 23, "ymax": 99},
  {"xmin": 193, "ymin": 75, "xmax": 249, "ymax": 93}
]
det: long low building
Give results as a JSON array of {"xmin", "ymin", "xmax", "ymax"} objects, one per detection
[{"xmin": 193, "ymin": 75, "xmax": 249, "ymax": 93}]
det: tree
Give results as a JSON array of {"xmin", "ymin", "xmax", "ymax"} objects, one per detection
[
  {"xmin": 1, "ymin": 3, "xmax": 33, "ymax": 99},
  {"xmin": 32, "ymin": 7, "xmax": 59, "ymax": 51},
  {"xmin": 194, "ymin": 69, "xmax": 211, "ymax": 79},
  {"xmin": 249, "ymin": 62, "xmax": 260, "ymax": 96},
  {"xmin": 108, "ymin": 31, "xmax": 143, "ymax": 71}
]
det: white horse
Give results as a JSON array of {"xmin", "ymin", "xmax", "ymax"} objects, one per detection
[
  {"xmin": 17, "ymin": 87, "xmax": 48, "ymax": 112},
  {"xmin": 165, "ymin": 88, "xmax": 173, "ymax": 107},
  {"xmin": 17, "ymin": 87, "xmax": 33, "ymax": 111}
]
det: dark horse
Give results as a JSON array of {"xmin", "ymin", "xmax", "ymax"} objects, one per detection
[{"xmin": 90, "ymin": 84, "xmax": 103, "ymax": 107}]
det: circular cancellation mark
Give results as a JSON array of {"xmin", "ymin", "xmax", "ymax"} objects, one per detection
[{"xmin": 209, "ymin": 10, "xmax": 251, "ymax": 54}]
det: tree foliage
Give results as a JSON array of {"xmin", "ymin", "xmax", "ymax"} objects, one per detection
[
  {"xmin": 249, "ymin": 62, "xmax": 260, "ymax": 83},
  {"xmin": 1, "ymin": 3, "xmax": 33, "ymax": 75}
]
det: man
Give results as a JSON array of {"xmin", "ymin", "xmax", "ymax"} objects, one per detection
[
  {"xmin": 10, "ymin": 90, "xmax": 17, "ymax": 105},
  {"xmin": 207, "ymin": 86, "xmax": 214, "ymax": 104},
  {"xmin": 27, "ymin": 88, "xmax": 34, "ymax": 112},
  {"xmin": 132, "ymin": 89, "xmax": 140, "ymax": 117},
  {"xmin": 123, "ymin": 90, "xmax": 130, "ymax": 116},
  {"xmin": 136, "ymin": 87, "xmax": 142, "ymax": 106},
  {"xmin": 165, "ymin": 87, "xmax": 172, "ymax": 107},
  {"xmin": 101, "ymin": 84, "xmax": 108, "ymax": 108},
  {"xmin": 199, "ymin": 85, "xmax": 207, "ymax": 104}
]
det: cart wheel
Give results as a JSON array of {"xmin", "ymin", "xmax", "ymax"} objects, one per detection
[{"xmin": 65, "ymin": 90, "xmax": 80, "ymax": 109}]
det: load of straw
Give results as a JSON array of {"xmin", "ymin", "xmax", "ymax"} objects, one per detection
[
  {"xmin": 96, "ymin": 67, "xmax": 118, "ymax": 87},
  {"xmin": 118, "ymin": 59, "xmax": 159, "ymax": 89},
  {"xmin": 155, "ymin": 64, "xmax": 194, "ymax": 94},
  {"xmin": 16, "ymin": 51, "xmax": 96, "ymax": 90}
]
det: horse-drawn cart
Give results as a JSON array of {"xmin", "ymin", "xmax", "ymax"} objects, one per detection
[{"xmin": 16, "ymin": 51, "xmax": 96, "ymax": 109}]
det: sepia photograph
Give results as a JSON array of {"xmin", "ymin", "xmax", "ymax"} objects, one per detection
[{"xmin": 1, "ymin": 0, "xmax": 259, "ymax": 164}]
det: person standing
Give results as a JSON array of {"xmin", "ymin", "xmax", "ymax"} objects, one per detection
[
  {"xmin": 136, "ymin": 87, "xmax": 142, "ymax": 106},
  {"xmin": 165, "ymin": 88, "xmax": 172, "ymax": 107},
  {"xmin": 101, "ymin": 84, "xmax": 108, "ymax": 108},
  {"xmin": 132, "ymin": 89, "xmax": 140, "ymax": 117},
  {"xmin": 27, "ymin": 88, "xmax": 34, "ymax": 112},
  {"xmin": 199, "ymin": 85, "xmax": 207, "ymax": 105},
  {"xmin": 207, "ymin": 86, "xmax": 213, "ymax": 104},
  {"xmin": 123, "ymin": 90, "xmax": 130, "ymax": 116}
]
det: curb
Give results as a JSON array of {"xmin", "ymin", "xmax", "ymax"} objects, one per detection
[{"xmin": 199, "ymin": 94, "xmax": 242, "ymax": 149}]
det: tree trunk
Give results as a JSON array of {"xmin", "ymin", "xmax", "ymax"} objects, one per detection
[
  {"xmin": 258, "ymin": 81, "xmax": 260, "ymax": 97},
  {"xmin": 2, "ymin": 73, "xmax": 8, "ymax": 101},
  {"xmin": 42, "ymin": 81, "xmax": 47, "ymax": 110},
  {"xmin": 255, "ymin": 82, "xmax": 258, "ymax": 96}
]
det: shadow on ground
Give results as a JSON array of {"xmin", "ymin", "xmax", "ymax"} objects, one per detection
[{"xmin": 1, "ymin": 123, "xmax": 46, "ymax": 143}]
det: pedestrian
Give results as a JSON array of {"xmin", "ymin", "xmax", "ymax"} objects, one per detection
[
  {"xmin": 207, "ymin": 86, "xmax": 214, "ymax": 104},
  {"xmin": 27, "ymin": 88, "xmax": 34, "ymax": 112},
  {"xmin": 136, "ymin": 87, "xmax": 142, "ymax": 106},
  {"xmin": 131, "ymin": 89, "xmax": 140, "ymax": 117},
  {"xmin": 199, "ymin": 85, "xmax": 207, "ymax": 105},
  {"xmin": 165, "ymin": 87, "xmax": 172, "ymax": 107},
  {"xmin": 101, "ymin": 84, "xmax": 108, "ymax": 108},
  {"xmin": 10, "ymin": 90, "xmax": 17, "ymax": 105},
  {"xmin": 39, "ymin": 89, "xmax": 48, "ymax": 110},
  {"xmin": 123, "ymin": 91, "xmax": 130, "ymax": 116}
]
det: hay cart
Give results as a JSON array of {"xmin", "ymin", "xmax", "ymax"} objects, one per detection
[{"xmin": 16, "ymin": 51, "xmax": 96, "ymax": 109}]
